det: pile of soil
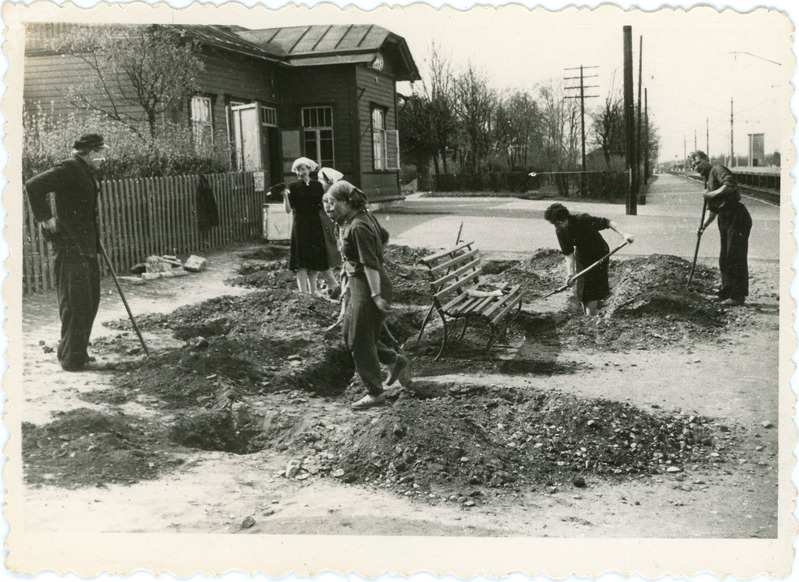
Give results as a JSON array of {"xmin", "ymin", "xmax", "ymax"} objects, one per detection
[
  {"xmin": 24, "ymin": 245, "xmax": 746, "ymax": 496},
  {"xmin": 226, "ymin": 243, "xmax": 433, "ymax": 305},
  {"xmin": 336, "ymin": 384, "xmax": 737, "ymax": 500},
  {"xmin": 22, "ymin": 409, "xmax": 179, "ymax": 488},
  {"xmin": 106, "ymin": 289, "xmax": 354, "ymax": 402}
]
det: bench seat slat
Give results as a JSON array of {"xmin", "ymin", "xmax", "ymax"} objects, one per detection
[
  {"xmin": 440, "ymin": 290, "xmax": 474, "ymax": 313},
  {"xmin": 490, "ymin": 292, "xmax": 524, "ymax": 327},
  {"xmin": 435, "ymin": 267, "xmax": 482, "ymax": 299},
  {"xmin": 482, "ymin": 284, "xmax": 522, "ymax": 318},
  {"xmin": 464, "ymin": 295, "xmax": 496, "ymax": 315}
]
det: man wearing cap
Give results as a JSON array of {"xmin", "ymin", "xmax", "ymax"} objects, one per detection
[
  {"xmin": 25, "ymin": 134, "xmax": 108, "ymax": 371},
  {"xmin": 691, "ymin": 150, "xmax": 752, "ymax": 306}
]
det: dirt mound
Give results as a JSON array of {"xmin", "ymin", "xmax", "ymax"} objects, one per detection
[
  {"xmin": 604, "ymin": 255, "xmax": 720, "ymax": 322},
  {"xmin": 22, "ymin": 409, "xmax": 178, "ymax": 488},
  {"xmin": 336, "ymin": 384, "xmax": 734, "ymax": 499},
  {"xmin": 224, "ymin": 244, "xmax": 434, "ymax": 306}
]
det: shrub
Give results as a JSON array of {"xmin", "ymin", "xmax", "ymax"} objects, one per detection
[{"xmin": 23, "ymin": 105, "xmax": 233, "ymax": 181}]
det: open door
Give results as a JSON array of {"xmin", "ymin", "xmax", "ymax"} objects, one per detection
[
  {"xmin": 232, "ymin": 104, "xmax": 263, "ymax": 172},
  {"xmin": 281, "ymin": 128, "xmax": 302, "ymax": 182}
]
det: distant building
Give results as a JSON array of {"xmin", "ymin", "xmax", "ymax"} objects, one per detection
[{"xmin": 24, "ymin": 23, "xmax": 421, "ymax": 202}]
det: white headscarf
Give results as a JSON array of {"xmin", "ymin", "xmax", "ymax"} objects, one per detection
[
  {"xmin": 318, "ymin": 167, "xmax": 343, "ymax": 184},
  {"xmin": 291, "ymin": 157, "xmax": 318, "ymax": 173}
]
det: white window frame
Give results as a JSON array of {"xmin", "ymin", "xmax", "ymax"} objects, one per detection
[
  {"xmin": 261, "ymin": 105, "xmax": 278, "ymax": 127},
  {"xmin": 191, "ymin": 96, "xmax": 214, "ymax": 148},
  {"xmin": 372, "ymin": 107, "xmax": 387, "ymax": 170},
  {"xmin": 372, "ymin": 106, "xmax": 400, "ymax": 171},
  {"xmin": 301, "ymin": 106, "xmax": 335, "ymax": 167}
]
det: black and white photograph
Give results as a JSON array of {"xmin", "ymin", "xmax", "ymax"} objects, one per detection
[{"xmin": 3, "ymin": 0, "xmax": 796, "ymax": 577}]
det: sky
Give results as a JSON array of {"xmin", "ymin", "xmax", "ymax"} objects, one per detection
[
  {"xmin": 203, "ymin": 0, "xmax": 795, "ymax": 166},
  {"xmin": 11, "ymin": 0, "xmax": 797, "ymax": 165}
]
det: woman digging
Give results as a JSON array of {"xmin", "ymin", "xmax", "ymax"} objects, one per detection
[{"xmin": 544, "ymin": 203, "xmax": 634, "ymax": 316}]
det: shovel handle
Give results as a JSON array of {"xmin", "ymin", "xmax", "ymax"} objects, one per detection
[
  {"xmin": 687, "ymin": 200, "xmax": 708, "ymax": 287},
  {"xmin": 99, "ymin": 242, "xmax": 150, "ymax": 357}
]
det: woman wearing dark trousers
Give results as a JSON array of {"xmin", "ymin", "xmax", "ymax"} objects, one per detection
[
  {"xmin": 692, "ymin": 150, "xmax": 752, "ymax": 306},
  {"xmin": 323, "ymin": 180, "xmax": 409, "ymax": 410}
]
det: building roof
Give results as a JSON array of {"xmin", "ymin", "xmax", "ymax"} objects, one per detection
[
  {"xmin": 24, "ymin": 22, "xmax": 421, "ymax": 82},
  {"xmin": 173, "ymin": 25, "xmax": 283, "ymax": 64},
  {"xmin": 235, "ymin": 25, "xmax": 421, "ymax": 81}
]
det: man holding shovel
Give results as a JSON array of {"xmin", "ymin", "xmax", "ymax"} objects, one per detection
[
  {"xmin": 691, "ymin": 150, "xmax": 752, "ymax": 306},
  {"xmin": 544, "ymin": 203, "xmax": 634, "ymax": 316},
  {"xmin": 25, "ymin": 134, "xmax": 108, "ymax": 371}
]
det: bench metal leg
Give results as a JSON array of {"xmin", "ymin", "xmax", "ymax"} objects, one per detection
[
  {"xmin": 434, "ymin": 313, "xmax": 467, "ymax": 361},
  {"xmin": 485, "ymin": 301, "xmax": 523, "ymax": 355}
]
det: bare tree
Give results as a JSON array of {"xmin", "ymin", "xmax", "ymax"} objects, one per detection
[
  {"xmin": 453, "ymin": 63, "xmax": 496, "ymax": 172},
  {"xmin": 536, "ymin": 79, "xmax": 579, "ymax": 171},
  {"xmin": 424, "ymin": 43, "xmax": 458, "ymax": 175},
  {"xmin": 591, "ymin": 79, "xmax": 625, "ymax": 169},
  {"xmin": 494, "ymin": 90, "xmax": 542, "ymax": 169},
  {"xmin": 56, "ymin": 24, "xmax": 204, "ymax": 140}
]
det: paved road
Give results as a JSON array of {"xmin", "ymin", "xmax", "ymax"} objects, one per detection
[{"xmin": 380, "ymin": 173, "xmax": 780, "ymax": 262}]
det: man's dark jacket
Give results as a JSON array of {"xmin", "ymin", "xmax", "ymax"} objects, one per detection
[{"xmin": 25, "ymin": 155, "xmax": 100, "ymax": 258}]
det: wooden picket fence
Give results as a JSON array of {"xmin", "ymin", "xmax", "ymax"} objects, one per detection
[{"xmin": 23, "ymin": 172, "xmax": 262, "ymax": 295}]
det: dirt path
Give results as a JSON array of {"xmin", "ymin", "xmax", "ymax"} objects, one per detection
[{"xmin": 18, "ymin": 240, "xmax": 780, "ymax": 539}]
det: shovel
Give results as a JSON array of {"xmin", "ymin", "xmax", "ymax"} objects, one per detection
[
  {"xmin": 687, "ymin": 199, "xmax": 708, "ymax": 288},
  {"xmin": 536, "ymin": 241, "xmax": 629, "ymax": 301},
  {"xmin": 99, "ymin": 241, "xmax": 150, "ymax": 357}
]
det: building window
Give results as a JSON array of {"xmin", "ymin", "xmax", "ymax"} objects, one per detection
[
  {"xmin": 261, "ymin": 106, "xmax": 278, "ymax": 127},
  {"xmin": 372, "ymin": 107, "xmax": 387, "ymax": 170},
  {"xmin": 191, "ymin": 96, "xmax": 213, "ymax": 148},
  {"xmin": 372, "ymin": 106, "xmax": 400, "ymax": 171},
  {"xmin": 302, "ymin": 106, "xmax": 334, "ymax": 167}
]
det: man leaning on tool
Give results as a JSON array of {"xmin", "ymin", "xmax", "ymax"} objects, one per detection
[
  {"xmin": 691, "ymin": 150, "xmax": 753, "ymax": 306},
  {"xmin": 25, "ymin": 134, "xmax": 109, "ymax": 371}
]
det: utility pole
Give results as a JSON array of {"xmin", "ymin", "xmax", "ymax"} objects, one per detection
[
  {"xmin": 706, "ymin": 118, "xmax": 709, "ymax": 155},
  {"xmin": 623, "ymin": 26, "xmax": 636, "ymax": 215},
  {"xmin": 643, "ymin": 88, "xmax": 649, "ymax": 185},
  {"xmin": 683, "ymin": 135, "xmax": 687, "ymax": 175},
  {"xmin": 564, "ymin": 65, "xmax": 599, "ymax": 195},
  {"xmin": 635, "ymin": 35, "xmax": 643, "ymax": 200},
  {"xmin": 730, "ymin": 97, "xmax": 735, "ymax": 167},
  {"xmin": 694, "ymin": 129, "xmax": 697, "ymax": 152}
]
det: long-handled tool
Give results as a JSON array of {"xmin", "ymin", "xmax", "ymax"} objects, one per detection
[
  {"xmin": 98, "ymin": 241, "xmax": 150, "ymax": 357},
  {"xmin": 536, "ymin": 241, "xmax": 629, "ymax": 301},
  {"xmin": 687, "ymin": 199, "xmax": 708, "ymax": 288}
]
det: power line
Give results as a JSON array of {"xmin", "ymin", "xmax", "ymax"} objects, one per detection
[{"xmin": 563, "ymin": 65, "xmax": 600, "ymax": 188}]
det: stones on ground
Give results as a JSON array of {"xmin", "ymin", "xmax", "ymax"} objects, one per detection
[
  {"xmin": 241, "ymin": 516, "xmax": 256, "ymax": 529},
  {"xmin": 573, "ymin": 476, "xmax": 586, "ymax": 488},
  {"xmin": 285, "ymin": 459, "xmax": 302, "ymax": 478},
  {"xmin": 760, "ymin": 421, "xmax": 774, "ymax": 429},
  {"xmin": 184, "ymin": 255, "xmax": 207, "ymax": 272}
]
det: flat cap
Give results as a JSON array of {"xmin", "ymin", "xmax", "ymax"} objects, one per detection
[{"xmin": 73, "ymin": 134, "xmax": 107, "ymax": 150}]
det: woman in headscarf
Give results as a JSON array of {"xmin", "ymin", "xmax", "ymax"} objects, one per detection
[
  {"xmin": 317, "ymin": 167, "xmax": 345, "ymax": 299},
  {"xmin": 284, "ymin": 157, "xmax": 338, "ymax": 295},
  {"xmin": 323, "ymin": 180, "xmax": 410, "ymax": 410}
]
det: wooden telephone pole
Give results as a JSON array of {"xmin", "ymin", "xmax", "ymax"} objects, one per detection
[
  {"xmin": 623, "ymin": 26, "xmax": 636, "ymax": 215},
  {"xmin": 564, "ymin": 65, "xmax": 599, "ymax": 195}
]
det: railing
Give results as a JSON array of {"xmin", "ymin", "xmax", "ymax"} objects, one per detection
[{"xmin": 23, "ymin": 172, "xmax": 262, "ymax": 294}]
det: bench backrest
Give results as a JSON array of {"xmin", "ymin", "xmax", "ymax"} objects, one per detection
[{"xmin": 420, "ymin": 242, "xmax": 482, "ymax": 306}]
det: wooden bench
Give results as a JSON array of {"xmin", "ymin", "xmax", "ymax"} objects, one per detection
[{"xmin": 417, "ymin": 241, "xmax": 524, "ymax": 360}]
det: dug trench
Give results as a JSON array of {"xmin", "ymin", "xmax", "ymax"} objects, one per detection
[{"xmin": 22, "ymin": 244, "xmax": 779, "ymax": 534}]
